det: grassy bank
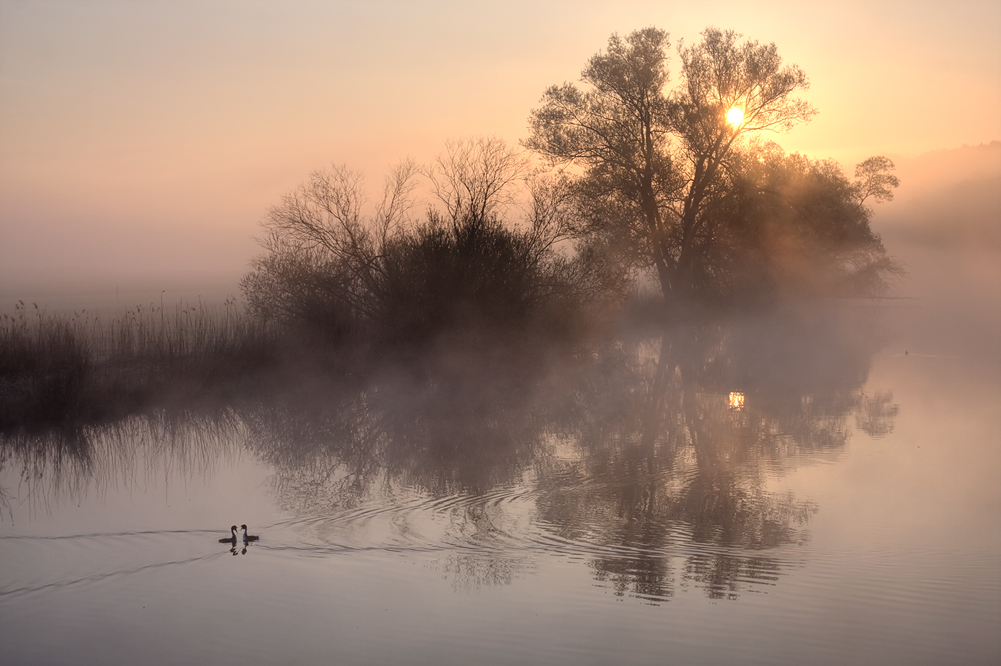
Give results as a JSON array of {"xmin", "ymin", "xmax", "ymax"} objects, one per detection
[
  {"xmin": 0, "ymin": 299, "xmax": 294, "ymax": 431},
  {"xmin": 0, "ymin": 287, "xmax": 615, "ymax": 435}
]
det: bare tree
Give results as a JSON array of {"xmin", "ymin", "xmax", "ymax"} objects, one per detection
[
  {"xmin": 241, "ymin": 161, "xmax": 419, "ymax": 326},
  {"xmin": 423, "ymin": 137, "xmax": 579, "ymax": 260},
  {"xmin": 242, "ymin": 137, "xmax": 624, "ymax": 343},
  {"xmin": 523, "ymin": 171, "xmax": 578, "ymax": 256},
  {"xmin": 424, "ymin": 137, "xmax": 531, "ymax": 226}
]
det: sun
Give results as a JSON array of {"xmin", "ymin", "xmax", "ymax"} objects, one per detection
[{"xmin": 726, "ymin": 107, "xmax": 744, "ymax": 127}]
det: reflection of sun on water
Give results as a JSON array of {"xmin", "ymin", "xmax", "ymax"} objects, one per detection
[
  {"xmin": 728, "ymin": 391, "xmax": 745, "ymax": 410},
  {"xmin": 726, "ymin": 107, "xmax": 744, "ymax": 126}
]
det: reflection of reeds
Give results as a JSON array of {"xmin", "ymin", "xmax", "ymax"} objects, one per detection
[{"xmin": 1, "ymin": 412, "xmax": 245, "ymax": 518}]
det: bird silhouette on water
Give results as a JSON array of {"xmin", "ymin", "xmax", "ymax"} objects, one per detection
[
  {"xmin": 219, "ymin": 525, "xmax": 238, "ymax": 544},
  {"xmin": 241, "ymin": 525, "xmax": 259, "ymax": 544}
]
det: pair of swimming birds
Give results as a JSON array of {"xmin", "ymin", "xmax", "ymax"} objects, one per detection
[{"xmin": 220, "ymin": 525, "xmax": 259, "ymax": 544}]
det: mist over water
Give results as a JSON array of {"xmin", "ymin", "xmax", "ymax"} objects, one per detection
[
  {"xmin": 2, "ymin": 282, "xmax": 999, "ymax": 663},
  {"xmin": 2, "ymin": 131, "xmax": 999, "ymax": 666},
  {"xmin": 874, "ymin": 143, "xmax": 1001, "ymax": 360},
  {"xmin": 2, "ymin": 184, "xmax": 1000, "ymax": 664},
  {"xmin": 1, "ymin": 0, "xmax": 999, "ymax": 659},
  {"xmin": 0, "ymin": 272, "xmax": 244, "ymax": 319}
]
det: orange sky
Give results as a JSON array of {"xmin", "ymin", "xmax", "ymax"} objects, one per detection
[{"xmin": 1, "ymin": 0, "xmax": 999, "ymax": 299}]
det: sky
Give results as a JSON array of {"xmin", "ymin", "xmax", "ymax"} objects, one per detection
[{"xmin": 1, "ymin": 0, "xmax": 999, "ymax": 305}]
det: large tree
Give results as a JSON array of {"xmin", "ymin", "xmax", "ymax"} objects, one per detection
[
  {"xmin": 705, "ymin": 146, "xmax": 902, "ymax": 300},
  {"xmin": 525, "ymin": 27, "xmax": 897, "ymax": 305}
]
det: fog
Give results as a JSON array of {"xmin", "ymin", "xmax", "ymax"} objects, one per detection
[
  {"xmin": 878, "ymin": 142, "xmax": 1000, "ymax": 249},
  {"xmin": 5, "ymin": 142, "xmax": 997, "ymax": 338},
  {"xmin": 2, "ymin": 5, "xmax": 999, "ymax": 664},
  {"xmin": 3, "ymin": 1, "xmax": 999, "ymax": 315},
  {"xmin": 872, "ymin": 142, "xmax": 1001, "ymax": 358}
]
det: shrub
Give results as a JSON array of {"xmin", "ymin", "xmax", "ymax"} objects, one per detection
[{"xmin": 240, "ymin": 145, "xmax": 630, "ymax": 356}]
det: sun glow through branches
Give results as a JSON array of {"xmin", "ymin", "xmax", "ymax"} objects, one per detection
[{"xmin": 726, "ymin": 107, "xmax": 744, "ymax": 126}]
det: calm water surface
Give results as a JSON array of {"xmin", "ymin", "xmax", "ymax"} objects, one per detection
[{"xmin": 2, "ymin": 298, "xmax": 999, "ymax": 665}]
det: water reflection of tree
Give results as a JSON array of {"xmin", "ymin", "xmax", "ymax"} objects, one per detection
[
  {"xmin": 536, "ymin": 306, "xmax": 890, "ymax": 600},
  {"xmin": 241, "ymin": 353, "xmax": 553, "ymax": 514},
  {"xmin": 238, "ymin": 307, "xmax": 893, "ymax": 599},
  {"xmin": 0, "ymin": 307, "xmax": 896, "ymax": 601}
]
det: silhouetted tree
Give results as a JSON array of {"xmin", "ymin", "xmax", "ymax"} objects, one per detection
[
  {"xmin": 240, "ymin": 161, "xmax": 419, "ymax": 339},
  {"xmin": 526, "ymin": 27, "xmax": 899, "ymax": 305},
  {"xmin": 423, "ymin": 136, "xmax": 531, "ymax": 224},
  {"xmin": 241, "ymin": 139, "xmax": 623, "ymax": 350},
  {"xmin": 714, "ymin": 146, "xmax": 903, "ymax": 299}
]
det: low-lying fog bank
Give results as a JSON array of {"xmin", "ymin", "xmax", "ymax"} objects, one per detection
[
  {"xmin": 2, "ymin": 301, "xmax": 891, "ymax": 518},
  {"xmin": 0, "ymin": 271, "xmax": 245, "ymax": 318},
  {"xmin": 871, "ymin": 143, "xmax": 1001, "ymax": 359}
]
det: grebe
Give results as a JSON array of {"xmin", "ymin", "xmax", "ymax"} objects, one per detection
[
  {"xmin": 219, "ymin": 525, "xmax": 238, "ymax": 544},
  {"xmin": 241, "ymin": 525, "xmax": 259, "ymax": 543}
]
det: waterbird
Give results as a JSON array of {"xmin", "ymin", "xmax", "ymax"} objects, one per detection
[
  {"xmin": 219, "ymin": 525, "xmax": 238, "ymax": 544},
  {"xmin": 241, "ymin": 525, "xmax": 259, "ymax": 543}
]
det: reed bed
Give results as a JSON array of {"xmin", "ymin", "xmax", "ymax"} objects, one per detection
[{"xmin": 0, "ymin": 299, "xmax": 289, "ymax": 431}]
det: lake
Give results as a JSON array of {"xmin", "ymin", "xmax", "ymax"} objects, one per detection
[{"xmin": 2, "ymin": 246, "xmax": 999, "ymax": 665}]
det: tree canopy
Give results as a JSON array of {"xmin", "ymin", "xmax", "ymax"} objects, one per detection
[{"xmin": 526, "ymin": 27, "xmax": 899, "ymax": 306}]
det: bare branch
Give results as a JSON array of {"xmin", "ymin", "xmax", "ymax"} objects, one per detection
[
  {"xmin": 375, "ymin": 158, "xmax": 420, "ymax": 246},
  {"xmin": 424, "ymin": 137, "xmax": 532, "ymax": 224}
]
